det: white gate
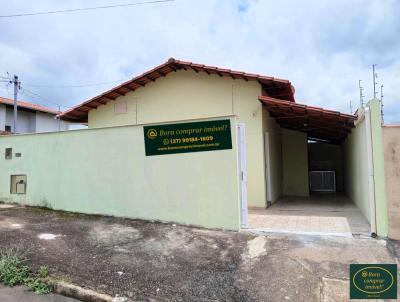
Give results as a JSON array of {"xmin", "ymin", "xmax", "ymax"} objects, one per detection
[{"xmin": 309, "ymin": 170, "xmax": 336, "ymax": 192}]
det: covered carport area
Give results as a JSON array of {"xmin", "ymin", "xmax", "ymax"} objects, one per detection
[{"xmin": 248, "ymin": 96, "xmax": 370, "ymax": 237}]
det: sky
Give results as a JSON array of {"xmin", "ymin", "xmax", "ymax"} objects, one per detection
[{"xmin": 0, "ymin": 0, "xmax": 399, "ymax": 123}]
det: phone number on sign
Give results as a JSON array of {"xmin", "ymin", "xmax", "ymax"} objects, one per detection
[{"xmin": 167, "ymin": 136, "xmax": 214, "ymax": 144}]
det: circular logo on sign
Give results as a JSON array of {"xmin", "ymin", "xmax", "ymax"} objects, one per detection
[
  {"xmin": 147, "ymin": 129, "xmax": 158, "ymax": 139},
  {"xmin": 353, "ymin": 267, "xmax": 395, "ymax": 294},
  {"xmin": 163, "ymin": 138, "xmax": 170, "ymax": 145}
]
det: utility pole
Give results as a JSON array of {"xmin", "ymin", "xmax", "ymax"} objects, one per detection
[
  {"xmin": 358, "ymin": 80, "xmax": 364, "ymax": 107},
  {"xmin": 58, "ymin": 105, "xmax": 61, "ymax": 131},
  {"xmin": 12, "ymin": 75, "xmax": 20, "ymax": 134},
  {"xmin": 380, "ymin": 84, "xmax": 384, "ymax": 124},
  {"xmin": 349, "ymin": 100, "xmax": 353, "ymax": 114},
  {"xmin": 372, "ymin": 64, "xmax": 378, "ymax": 99}
]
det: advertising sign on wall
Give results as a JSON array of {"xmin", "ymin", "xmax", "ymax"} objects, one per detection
[{"xmin": 144, "ymin": 119, "xmax": 232, "ymax": 156}]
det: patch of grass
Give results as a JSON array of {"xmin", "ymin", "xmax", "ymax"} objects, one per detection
[
  {"xmin": 0, "ymin": 247, "xmax": 30, "ymax": 286},
  {"xmin": 37, "ymin": 266, "xmax": 49, "ymax": 278},
  {"xmin": 0, "ymin": 247, "xmax": 51, "ymax": 295},
  {"xmin": 25, "ymin": 277, "xmax": 51, "ymax": 294}
]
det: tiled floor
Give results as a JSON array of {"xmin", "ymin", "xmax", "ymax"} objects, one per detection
[{"xmin": 247, "ymin": 195, "xmax": 370, "ymax": 237}]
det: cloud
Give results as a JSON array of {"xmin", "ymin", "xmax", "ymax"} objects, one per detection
[{"xmin": 0, "ymin": 0, "xmax": 398, "ymax": 122}]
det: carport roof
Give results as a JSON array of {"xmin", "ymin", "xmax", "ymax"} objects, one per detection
[
  {"xmin": 58, "ymin": 58, "xmax": 295, "ymax": 122},
  {"xmin": 259, "ymin": 96, "xmax": 357, "ymax": 143}
]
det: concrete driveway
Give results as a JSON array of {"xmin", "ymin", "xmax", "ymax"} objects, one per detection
[
  {"xmin": 248, "ymin": 195, "xmax": 370, "ymax": 237},
  {"xmin": 0, "ymin": 204, "xmax": 398, "ymax": 301}
]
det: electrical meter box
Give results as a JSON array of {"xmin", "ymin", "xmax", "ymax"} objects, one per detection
[{"xmin": 11, "ymin": 175, "xmax": 27, "ymax": 194}]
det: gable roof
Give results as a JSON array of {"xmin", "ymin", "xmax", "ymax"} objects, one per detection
[
  {"xmin": 59, "ymin": 58, "xmax": 295, "ymax": 122},
  {"xmin": 259, "ymin": 96, "xmax": 356, "ymax": 143},
  {"xmin": 0, "ymin": 96, "xmax": 59, "ymax": 115}
]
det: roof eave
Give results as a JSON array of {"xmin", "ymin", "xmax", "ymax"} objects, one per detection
[
  {"xmin": 259, "ymin": 95, "xmax": 356, "ymax": 143},
  {"xmin": 59, "ymin": 58, "xmax": 295, "ymax": 122}
]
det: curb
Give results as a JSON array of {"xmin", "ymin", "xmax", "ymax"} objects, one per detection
[{"xmin": 47, "ymin": 279, "xmax": 131, "ymax": 302}]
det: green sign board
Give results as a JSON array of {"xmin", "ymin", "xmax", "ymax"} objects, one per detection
[
  {"xmin": 350, "ymin": 264, "xmax": 397, "ymax": 299},
  {"xmin": 143, "ymin": 119, "xmax": 232, "ymax": 156}
]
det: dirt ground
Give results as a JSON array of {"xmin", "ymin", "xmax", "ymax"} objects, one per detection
[{"xmin": 0, "ymin": 204, "xmax": 399, "ymax": 302}]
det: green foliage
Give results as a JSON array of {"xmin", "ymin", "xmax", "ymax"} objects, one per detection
[
  {"xmin": 37, "ymin": 266, "xmax": 49, "ymax": 278},
  {"xmin": 25, "ymin": 277, "xmax": 51, "ymax": 295},
  {"xmin": 0, "ymin": 248, "xmax": 30, "ymax": 286},
  {"xmin": 0, "ymin": 247, "xmax": 51, "ymax": 294}
]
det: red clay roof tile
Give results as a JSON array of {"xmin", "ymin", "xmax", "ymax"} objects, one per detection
[
  {"xmin": 0, "ymin": 96, "xmax": 59, "ymax": 115},
  {"xmin": 59, "ymin": 58, "xmax": 295, "ymax": 122},
  {"xmin": 259, "ymin": 95, "xmax": 356, "ymax": 143}
]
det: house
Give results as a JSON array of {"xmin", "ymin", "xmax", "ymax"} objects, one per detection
[
  {"xmin": 58, "ymin": 58, "xmax": 388, "ymax": 237},
  {"xmin": 0, "ymin": 58, "xmax": 388, "ymax": 238},
  {"xmin": 0, "ymin": 96, "xmax": 70, "ymax": 134}
]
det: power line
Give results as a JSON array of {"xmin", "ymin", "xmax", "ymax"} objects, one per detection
[
  {"xmin": 0, "ymin": 0, "xmax": 175, "ymax": 18},
  {"xmin": 20, "ymin": 75, "xmax": 293, "ymax": 91},
  {"xmin": 0, "ymin": 81, "xmax": 12, "ymax": 92},
  {"xmin": 0, "ymin": 73, "xmax": 11, "ymax": 80},
  {"xmin": 19, "ymin": 90, "xmax": 58, "ymax": 109},
  {"xmin": 19, "ymin": 86, "xmax": 73, "ymax": 110},
  {"xmin": 24, "ymin": 79, "xmax": 129, "ymax": 89}
]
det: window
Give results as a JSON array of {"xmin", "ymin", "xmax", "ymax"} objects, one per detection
[
  {"xmin": 15, "ymin": 153, "xmax": 21, "ymax": 158},
  {"xmin": 5, "ymin": 148, "xmax": 12, "ymax": 160},
  {"xmin": 5, "ymin": 125, "xmax": 11, "ymax": 132},
  {"xmin": 114, "ymin": 100, "xmax": 128, "ymax": 114}
]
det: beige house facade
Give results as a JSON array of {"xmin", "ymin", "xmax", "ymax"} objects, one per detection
[
  {"xmin": 0, "ymin": 58, "xmax": 389, "ymax": 237},
  {"xmin": 63, "ymin": 59, "xmax": 296, "ymax": 208},
  {"xmin": 87, "ymin": 70, "xmax": 267, "ymax": 207}
]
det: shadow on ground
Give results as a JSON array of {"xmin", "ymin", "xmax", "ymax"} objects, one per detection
[{"xmin": 0, "ymin": 205, "xmax": 398, "ymax": 302}]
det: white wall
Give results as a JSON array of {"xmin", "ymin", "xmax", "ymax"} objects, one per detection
[
  {"xmin": 281, "ymin": 129, "xmax": 310, "ymax": 197},
  {"xmin": 383, "ymin": 125, "xmax": 400, "ymax": 239},
  {"xmin": 343, "ymin": 111, "xmax": 370, "ymax": 222},
  {"xmin": 0, "ymin": 116, "xmax": 241, "ymax": 230},
  {"xmin": 6, "ymin": 108, "xmax": 35, "ymax": 133},
  {"xmin": 3, "ymin": 107, "xmax": 69, "ymax": 133},
  {"xmin": 262, "ymin": 107, "xmax": 283, "ymax": 203},
  {"xmin": 0, "ymin": 104, "xmax": 6, "ymax": 131},
  {"xmin": 35, "ymin": 112, "xmax": 69, "ymax": 132}
]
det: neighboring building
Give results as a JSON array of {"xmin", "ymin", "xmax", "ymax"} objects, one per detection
[
  {"xmin": 0, "ymin": 96, "xmax": 69, "ymax": 134},
  {"xmin": 0, "ymin": 58, "xmax": 388, "ymax": 237}
]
